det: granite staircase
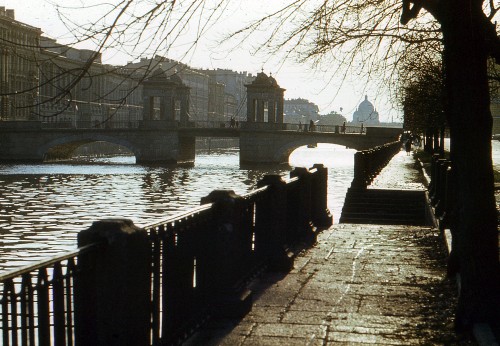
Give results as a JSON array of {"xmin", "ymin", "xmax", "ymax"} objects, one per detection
[{"xmin": 340, "ymin": 188, "xmax": 431, "ymax": 226}]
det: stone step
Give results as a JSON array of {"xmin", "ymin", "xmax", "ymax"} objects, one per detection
[{"xmin": 340, "ymin": 188, "xmax": 430, "ymax": 226}]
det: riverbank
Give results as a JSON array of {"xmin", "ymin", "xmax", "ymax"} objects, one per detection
[{"xmin": 185, "ymin": 151, "xmax": 476, "ymax": 345}]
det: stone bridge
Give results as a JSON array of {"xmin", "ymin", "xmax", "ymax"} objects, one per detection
[{"xmin": 0, "ymin": 121, "xmax": 401, "ymax": 165}]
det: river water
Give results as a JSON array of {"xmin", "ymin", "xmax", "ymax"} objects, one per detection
[
  {"xmin": 1, "ymin": 141, "xmax": 499, "ymax": 274},
  {"xmin": 0, "ymin": 145, "xmax": 357, "ymax": 273}
]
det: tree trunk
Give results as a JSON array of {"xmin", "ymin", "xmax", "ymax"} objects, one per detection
[{"xmin": 441, "ymin": 0, "xmax": 500, "ymax": 330}]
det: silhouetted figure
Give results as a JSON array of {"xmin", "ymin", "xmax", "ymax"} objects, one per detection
[
  {"xmin": 230, "ymin": 117, "xmax": 235, "ymax": 128},
  {"xmin": 309, "ymin": 120, "xmax": 314, "ymax": 132},
  {"xmin": 298, "ymin": 121, "xmax": 302, "ymax": 131},
  {"xmin": 405, "ymin": 139, "xmax": 411, "ymax": 155},
  {"xmin": 341, "ymin": 121, "xmax": 346, "ymax": 134}
]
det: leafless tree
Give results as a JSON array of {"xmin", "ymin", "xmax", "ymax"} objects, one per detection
[{"xmin": 6, "ymin": 0, "xmax": 500, "ymax": 331}]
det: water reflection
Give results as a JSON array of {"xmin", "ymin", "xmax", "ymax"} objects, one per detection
[{"xmin": 0, "ymin": 145, "xmax": 354, "ymax": 272}]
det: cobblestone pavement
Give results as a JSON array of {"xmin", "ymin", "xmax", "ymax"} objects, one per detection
[
  {"xmin": 185, "ymin": 224, "xmax": 469, "ymax": 345},
  {"xmin": 370, "ymin": 150, "xmax": 427, "ymax": 190},
  {"xmin": 184, "ymin": 151, "xmax": 475, "ymax": 345}
]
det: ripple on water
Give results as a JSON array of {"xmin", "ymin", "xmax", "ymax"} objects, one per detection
[{"xmin": 0, "ymin": 146, "xmax": 357, "ymax": 272}]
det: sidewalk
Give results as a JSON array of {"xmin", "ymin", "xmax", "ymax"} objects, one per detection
[{"xmin": 184, "ymin": 151, "xmax": 473, "ymax": 345}]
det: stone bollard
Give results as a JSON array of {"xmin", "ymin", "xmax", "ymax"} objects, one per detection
[
  {"xmin": 290, "ymin": 167, "xmax": 316, "ymax": 244},
  {"xmin": 351, "ymin": 151, "xmax": 367, "ymax": 188},
  {"xmin": 431, "ymin": 158, "xmax": 447, "ymax": 206},
  {"xmin": 200, "ymin": 190, "xmax": 253, "ymax": 318},
  {"xmin": 428, "ymin": 153, "xmax": 441, "ymax": 197},
  {"xmin": 75, "ymin": 219, "xmax": 151, "ymax": 346},
  {"xmin": 439, "ymin": 166, "xmax": 454, "ymax": 231},
  {"xmin": 256, "ymin": 175, "xmax": 294, "ymax": 272},
  {"xmin": 435, "ymin": 160, "xmax": 450, "ymax": 217},
  {"xmin": 310, "ymin": 164, "xmax": 333, "ymax": 228}
]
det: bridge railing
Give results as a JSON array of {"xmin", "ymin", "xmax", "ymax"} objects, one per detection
[
  {"xmin": 1, "ymin": 165, "xmax": 332, "ymax": 346},
  {"xmin": 16, "ymin": 119, "xmax": 364, "ymax": 134}
]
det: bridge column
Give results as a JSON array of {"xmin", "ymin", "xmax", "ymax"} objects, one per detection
[
  {"xmin": 276, "ymin": 91, "xmax": 284, "ymax": 123},
  {"xmin": 143, "ymin": 96, "xmax": 154, "ymax": 120},
  {"xmin": 246, "ymin": 97, "xmax": 255, "ymax": 122},
  {"xmin": 268, "ymin": 97, "xmax": 276, "ymax": 123},
  {"xmin": 256, "ymin": 99, "xmax": 265, "ymax": 122}
]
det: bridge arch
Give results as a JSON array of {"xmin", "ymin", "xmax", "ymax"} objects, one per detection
[
  {"xmin": 38, "ymin": 133, "xmax": 139, "ymax": 161},
  {"xmin": 272, "ymin": 136, "xmax": 358, "ymax": 163}
]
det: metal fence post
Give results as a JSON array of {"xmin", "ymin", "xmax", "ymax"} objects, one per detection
[{"xmin": 75, "ymin": 219, "xmax": 151, "ymax": 346}]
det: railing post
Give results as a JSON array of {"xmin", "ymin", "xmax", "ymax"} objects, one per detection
[
  {"xmin": 290, "ymin": 167, "xmax": 317, "ymax": 244},
  {"xmin": 200, "ymin": 190, "xmax": 253, "ymax": 318},
  {"xmin": 255, "ymin": 175, "xmax": 294, "ymax": 271},
  {"xmin": 351, "ymin": 151, "xmax": 367, "ymax": 188},
  {"xmin": 75, "ymin": 219, "xmax": 151, "ymax": 346},
  {"xmin": 435, "ymin": 160, "xmax": 450, "ymax": 217},
  {"xmin": 310, "ymin": 164, "xmax": 333, "ymax": 228}
]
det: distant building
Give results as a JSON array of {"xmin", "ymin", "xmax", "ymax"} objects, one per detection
[
  {"xmin": 124, "ymin": 56, "xmax": 210, "ymax": 121},
  {"xmin": 352, "ymin": 95, "xmax": 380, "ymax": 125},
  {"xmin": 318, "ymin": 111, "xmax": 347, "ymax": 126},
  {"xmin": 284, "ymin": 98, "xmax": 319, "ymax": 123},
  {"xmin": 200, "ymin": 68, "xmax": 254, "ymax": 121},
  {"xmin": 0, "ymin": 8, "xmax": 42, "ymax": 120}
]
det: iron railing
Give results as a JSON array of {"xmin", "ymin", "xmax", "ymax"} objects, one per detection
[
  {"xmin": 0, "ymin": 243, "xmax": 101, "ymax": 346},
  {"xmin": 1, "ymin": 165, "xmax": 332, "ymax": 345}
]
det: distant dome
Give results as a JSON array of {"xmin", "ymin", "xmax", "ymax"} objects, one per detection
[
  {"xmin": 358, "ymin": 95, "xmax": 374, "ymax": 114},
  {"xmin": 353, "ymin": 95, "xmax": 380, "ymax": 124}
]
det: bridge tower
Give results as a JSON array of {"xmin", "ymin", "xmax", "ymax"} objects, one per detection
[
  {"xmin": 141, "ymin": 68, "xmax": 190, "ymax": 125},
  {"xmin": 245, "ymin": 71, "xmax": 285, "ymax": 124}
]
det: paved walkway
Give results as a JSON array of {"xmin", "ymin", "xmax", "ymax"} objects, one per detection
[{"xmin": 185, "ymin": 151, "xmax": 473, "ymax": 345}]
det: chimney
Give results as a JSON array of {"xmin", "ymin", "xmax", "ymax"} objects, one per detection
[{"xmin": 6, "ymin": 9, "xmax": 14, "ymax": 19}]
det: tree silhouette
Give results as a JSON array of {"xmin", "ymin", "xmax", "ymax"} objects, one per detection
[{"xmin": 3, "ymin": 0, "xmax": 500, "ymax": 332}]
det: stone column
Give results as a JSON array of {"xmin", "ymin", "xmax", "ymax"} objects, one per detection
[
  {"xmin": 246, "ymin": 95, "xmax": 255, "ymax": 122},
  {"xmin": 267, "ymin": 98, "xmax": 276, "ymax": 123},
  {"xmin": 276, "ymin": 91, "xmax": 284, "ymax": 123},
  {"xmin": 310, "ymin": 164, "xmax": 333, "ymax": 228},
  {"xmin": 200, "ymin": 190, "xmax": 253, "ymax": 318},
  {"xmin": 143, "ymin": 96, "xmax": 153, "ymax": 120},
  {"xmin": 289, "ymin": 167, "xmax": 316, "ymax": 244},
  {"xmin": 256, "ymin": 175, "xmax": 294, "ymax": 271},
  {"xmin": 257, "ymin": 99, "xmax": 265, "ymax": 122},
  {"xmin": 180, "ymin": 92, "xmax": 189, "ymax": 124},
  {"xmin": 75, "ymin": 219, "xmax": 151, "ymax": 346}
]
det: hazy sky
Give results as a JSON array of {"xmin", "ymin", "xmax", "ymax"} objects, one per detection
[{"xmin": 2, "ymin": 0, "xmax": 401, "ymax": 121}]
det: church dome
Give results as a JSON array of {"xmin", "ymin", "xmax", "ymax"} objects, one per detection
[
  {"xmin": 353, "ymin": 95, "xmax": 379, "ymax": 124},
  {"xmin": 358, "ymin": 95, "xmax": 374, "ymax": 114}
]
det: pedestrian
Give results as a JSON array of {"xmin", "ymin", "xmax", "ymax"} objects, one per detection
[
  {"xmin": 341, "ymin": 121, "xmax": 346, "ymax": 134},
  {"xmin": 309, "ymin": 119, "xmax": 314, "ymax": 132},
  {"xmin": 298, "ymin": 121, "xmax": 302, "ymax": 131},
  {"xmin": 405, "ymin": 139, "xmax": 411, "ymax": 156}
]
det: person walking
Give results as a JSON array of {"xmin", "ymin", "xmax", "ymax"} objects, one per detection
[{"xmin": 405, "ymin": 139, "xmax": 412, "ymax": 156}]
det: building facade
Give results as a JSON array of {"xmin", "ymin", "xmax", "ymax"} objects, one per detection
[{"xmin": 0, "ymin": 8, "xmax": 41, "ymax": 120}]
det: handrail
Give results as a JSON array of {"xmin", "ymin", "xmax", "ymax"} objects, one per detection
[
  {"xmin": 1, "ymin": 164, "xmax": 333, "ymax": 346},
  {"xmin": 0, "ymin": 242, "xmax": 100, "ymax": 282}
]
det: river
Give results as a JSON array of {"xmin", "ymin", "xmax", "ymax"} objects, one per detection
[
  {"xmin": 0, "ymin": 144, "xmax": 357, "ymax": 272},
  {"xmin": 1, "ymin": 141, "xmax": 499, "ymax": 274}
]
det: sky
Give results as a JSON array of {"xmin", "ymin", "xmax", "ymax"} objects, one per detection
[{"xmin": 2, "ymin": 0, "xmax": 402, "ymax": 122}]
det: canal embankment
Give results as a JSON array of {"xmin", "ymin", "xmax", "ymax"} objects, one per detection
[{"xmin": 185, "ymin": 150, "xmax": 498, "ymax": 345}]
